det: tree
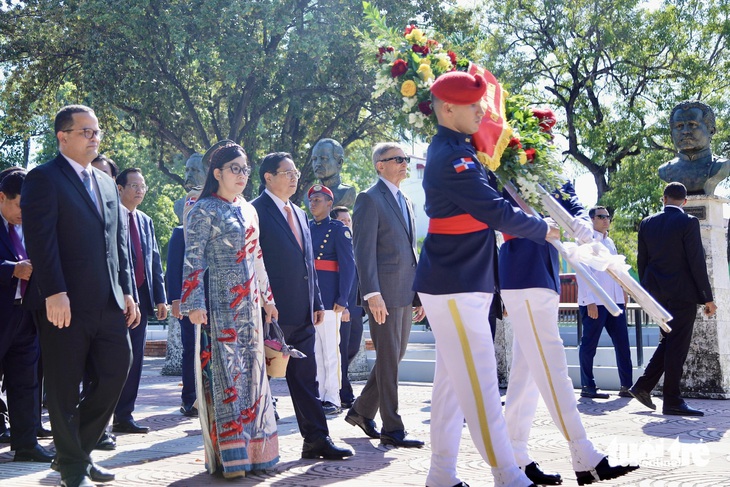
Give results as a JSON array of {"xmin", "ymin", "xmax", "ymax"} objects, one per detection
[{"xmin": 0, "ymin": 0, "xmax": 473, "ymax": 203}]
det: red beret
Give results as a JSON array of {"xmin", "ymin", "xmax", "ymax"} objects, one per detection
[
  {"xmin": 308, "ymin": 184, "xmax": 334, "ymax": 200},
  {"xmin": 430, "ymin": 71, "xmax": 487, "ymax": 105}
]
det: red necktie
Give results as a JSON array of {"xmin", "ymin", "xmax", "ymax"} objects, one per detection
[
  {"xmin": 129, "ymin": 212, "xmax": 145, "ymax": 288},
  {"xmin": 7, "ymin": 224, "xmax": 28, "ymax": 297},
  {"xmin": 284, "ymin": 205, "xmax": 303, "ymax": 250}
]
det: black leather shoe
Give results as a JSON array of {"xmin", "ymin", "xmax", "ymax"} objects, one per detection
[
  {"xmin": 94, "ymin": 431, "xmax": 117, "ymax": 450},
  {"xmin": 380, "ymin": 430, "xmax": 424, "ymax": 448},
  {"xmin": 0, "ymin": 430, "xmax": 10, "ymax": 443},
  {"xmin": 180, "ymin": 404, "xmax": 199, "ymax": 417},
  {"xmin": 576, "ymin": 456, "xmax": 639, "ymax": 485},
  {"xmin": 340, "ymin": 400, "xmax": 354, "ymax": 409},
  {"xmin": 663, "ymin": 402, "xmax": 704, "ymax": 416},
  {"xmin": 618, "ymin": 386, "xmax": 633, "ymax": 398},
  {"xmin": 13, "ymin": 444, "xmax": 54, "ymax": 462},
  {"xmin": 89, "ymin": 462, "xmax": 115, "ymax": 482},
  {"xmin": 301, "ymin": 436, "xmax": 353, "ymax": 459},
  {"xmin": 345, "ymin": 408, "xmax": 380, "ymax": 439},
  {"xmin": 629, "ymin": 386, "xmax": 656, "ymax": 410},
  {"xmin": 112, "ymin": 419, "xmax": 149, "ymax": 434},
  {"xmin": 580, "ymin": 387, "xmax": 609, "ymax": 399},
  {"xmin": 37, "ymin": 426, "xmax": 53, "ymax": 438},
  {"xmin": 60, "ymin": 474, "xmax": 95, "ymax": 487},
  {"xmin": 523, "ymin": 461, "xmax": 562, "ymax": 485},
  {"xmin": 322, "ymin": 401, "xmax": 342, "ymax": 416}
]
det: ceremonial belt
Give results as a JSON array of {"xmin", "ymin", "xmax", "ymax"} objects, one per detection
[
  {"xmin": 502, "ymin": 233, "xmax": 519, "ymax": 242},
  {"xmin": 428, "ymin": 214, "xmax": 488, "ymax": 235},
  {"xmin": 314, "ymin": 259, "xmax": 339, "ymax": 272}
]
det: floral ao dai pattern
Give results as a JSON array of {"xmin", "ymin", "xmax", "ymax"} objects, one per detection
[{"xmin": 181, "ymin": 195, "xmax": 278, "ymax": 477}]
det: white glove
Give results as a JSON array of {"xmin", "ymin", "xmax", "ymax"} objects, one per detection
[{"xmin": 571, "ymin": 217, "xmax": 594, "ymax": 244}]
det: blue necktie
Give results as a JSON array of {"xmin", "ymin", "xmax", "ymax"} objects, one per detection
[
  {"xmin": 81, "ymin": 169, "xmax": 100, "ymax": 213},
  {"xmin": 397, "ymin": 190, "xmax": 411, "ymax": 235}
]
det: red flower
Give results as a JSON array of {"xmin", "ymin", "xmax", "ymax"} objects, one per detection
[
  {"xmin": 412, "ymin": 44, "xmax": 430, "ymax": 56},
  {"xmin": 418, "ymin": 101, "xmax": 433, "ymax": 115},
  {"xmin": 531, "ymin": 108, "xmax": 557, "ymax": 133},
  {"xmin": 447, "ymin": 51, "xmax": 457, "ymax": 65},
  {"xmin": 404, "ymin": 24, "xmax": 417, "ymax": 35},
  {"xmin": 525, "ymin": 148, "xmax": 536, "ymax": 163},
  {"xmin": 427, "ymin": 39, "xmax": 439, "ymax": 47},
  {"xmin": 508, "ymin": 137, "xmax": 522, "ymax": 149},
  {"xmin": 376, "ymin": 46, "xmax": 394, "ymax": 64},
  {"xmin": 391, "ymin": 59, "xmax": 408, "ymax": 77}
]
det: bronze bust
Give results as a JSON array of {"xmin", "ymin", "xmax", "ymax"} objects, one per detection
[
  {"xmin": 310, "ymin": 139, "xmax": 356, "ymax": 208},
  {"xmin": 658, "ymin": 100, "xmax": 730, "ymax": 195}
]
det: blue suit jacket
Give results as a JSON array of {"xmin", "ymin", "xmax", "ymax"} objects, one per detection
[
  {"xmin": 251, "ymin": 192, "xmax": 323, "ymax": 330},
  {"xmin": 165, "ymin": 226, "xmax": 184, "ymax": 303},
  {"xmin": 0, "ymin": 222, "xmax": 24, "ymax": 311},
  {"xmin": 130, "ymin": 209, "xmax": 166, "ymax": 314},
  {"xmin": 21, "ymin": 154, "xmax": 133, "ymax": 311}
]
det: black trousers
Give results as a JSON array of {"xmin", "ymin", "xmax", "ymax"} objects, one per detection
[{"xmin": 35, "ymin": 297, "xmax": 131, "ymax": 478}]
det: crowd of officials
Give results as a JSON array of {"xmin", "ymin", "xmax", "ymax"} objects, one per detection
[{"xmin": 0, "ymin": 70, "xmax": 717, "ymax": 487}]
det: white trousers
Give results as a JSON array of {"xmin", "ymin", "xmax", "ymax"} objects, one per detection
[
  {"xmin": 314, "ymin": 309, "xmax": 341, "ymax": 406},
  {"xmin": 420, "ymin": 292, "xmax": 533, "ymax": 487},
  {"xmin": 502, "ymin": 288, "xmax": 604, "ymax": 471}
]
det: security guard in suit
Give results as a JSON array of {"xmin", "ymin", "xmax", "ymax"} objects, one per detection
[{"xmin": 308, "ymin": 185, "xmax": 355, "ymax": 416}]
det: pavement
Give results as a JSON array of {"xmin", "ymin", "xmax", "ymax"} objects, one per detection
[{"xmin": 1, "ymin": 357, "xmax": 730, "ymax": 486}]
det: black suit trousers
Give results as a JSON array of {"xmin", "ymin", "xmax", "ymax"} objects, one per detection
[
  {"xmin": 35, "ymin": 297, "xmax": 131, "ymax": 478},
  {"xmin": 635, "ymin": 300, "xmax": 698, "ymax": 406}
]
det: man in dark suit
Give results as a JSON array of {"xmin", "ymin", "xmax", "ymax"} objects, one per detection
[
  {"xmin": 251, "ymin": 152, "xmax": 352, "ymax": 460},
  {"xmin": 112, "ymin": 168, "xmax": 167, "ymax": 433},
  {"xmin": 0, "ymin": 168, "xmax": 54, "ymax": 463},
  {"xmin": 630, "ymin": 182, "xmax": 716, "ymax": 416},
  {"xmin": 344, "ymin": 143, "xmax": 425, "ymax": 448},
  {"xmin": 21, "ymin": 104, "xmax": 137, "ymax": 487},
  {"xmin": 165, "ymin": 224, "xmax": 198, "ymax": 417}
]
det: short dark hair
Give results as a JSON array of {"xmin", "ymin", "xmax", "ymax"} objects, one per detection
[
  {"xmin": 330, "ymin": 206, "xmax": 350, "ymax": 219},
  {"xmin": 0, "ymin": 168, "xmax": 27, "ymax": 199},
  {"xmin": 589, "ymin": 206, "xmax": 608, "ymax": 219},
  {"xmin": 664, "ymin": 182, "xmax": 687, "ymax": 201},
  {"xmin": 200, "ymin": 142, "xmax": 247, "ymax": 200},
  {"xmin": 54, "ymin": 105, "xmax": 95, "ymax": 134},
  {"xmin": 92, "ymin": 154, "xmax": 119, "ymax": 178},
  {"xmin": 670, "ymin": 100, "xmax": 716, "ymax": 134},
  {"xmin": 258, "ymin": 152, "xmax": 292, "ymax": 193},
  {"xmin": 116, "ymin": 167, "xmax": 143, "ymax": 187}
]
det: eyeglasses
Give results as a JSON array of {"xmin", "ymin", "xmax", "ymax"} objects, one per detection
[
  {"xmin": 378, "ymin": 156, "xmax": 410, "ymax": 165},
  {"xmin": 127, "ymin": 183, "xmax": 148, "ymax": 193},
  {"xmin": 594, "ymin": 214, "xmax": 611, "ymax": 220},
  {"xmin": 224, "ymin": 164, "xmax": 251, "ymax": 176},
  {"xmin": 62, "ymin": 128, "xmax": 104, "ymax": 140},
  {"xmin": 275, "ymin": 170, "xmax": 301, "ymax": 180}
]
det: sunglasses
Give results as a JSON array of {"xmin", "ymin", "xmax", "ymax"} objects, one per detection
[
  {"xmin": 594, "ymin": 214, "xmax": 611, "ymax": 220},
  {"xmin": 378, "ymin": 156, "xmax": 410, "ymax": 165}
]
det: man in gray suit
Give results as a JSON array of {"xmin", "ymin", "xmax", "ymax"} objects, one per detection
[{"xmin": 344, "ymin": 142, "xmax": 425, "ymax": 448}]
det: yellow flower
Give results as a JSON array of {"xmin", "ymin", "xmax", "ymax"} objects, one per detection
[
  {"xmin": 436, "ymin": 57, "xmax": 451, "ymax": 71},
  {"xmin": 405, "ymin": 28, "xmax": 425, "ymax": 44},
  {"xmin": 400, "ymin": 80, "xmax": 417, "ymax": 98},
  {"xmin": 417, "ymin": 64, "xmax": 433, "ymax": 81},
  {"xmin": 518, "ymin": 149, "xmax": 527, "ymax": 165},
  {"xmin": 420, "ymin": 58, "xmax": 431, "ymax": 66}
]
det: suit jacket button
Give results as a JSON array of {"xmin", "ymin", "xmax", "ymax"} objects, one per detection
[{"xmin": 304, "ymin": 275, "xmax": 308, "ymax": 280}]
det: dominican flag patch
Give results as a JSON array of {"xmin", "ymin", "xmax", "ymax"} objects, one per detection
[{"xmin": 452, "ymin": 157, "xmax": 476, "ymax": 173}]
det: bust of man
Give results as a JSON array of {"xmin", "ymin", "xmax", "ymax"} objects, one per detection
[
  {"xmin": 310, "ymin": 138, "xmax": 356, "ymax": 208},
  {"xmin": 183, "ymin": 152, "xmax": 206, "ymax": 191},
  {"xmin": 658, "ymin": 100, "xmax": 730, "ymax": 195}
]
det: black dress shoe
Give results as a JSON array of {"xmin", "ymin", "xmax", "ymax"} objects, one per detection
[
  {"xmin": 301, "ymin": 436, "xmax": 354, "ymax": 459},
  {"xmin": 13, "ymin": 444, "xmax": 54, "ymax": 462},
  {"xmin": 0, "ymin": 430, "xmax": 10, "ymax": 443},
  {"xmin": 37, "ymin": 426, "xmax": 53, "ymax": 438},
  {"xmin": 94, "ymin": 431, "xmax": 117, "ymax": 451},
  {"xmin": 629, "ymin": 386, "xmax": 656, "ymax": 410},
  {"xmin": 340, "ymin": 400, "xmax": 354, "ymax": 409},
  {"xmin": 663, "ymin": 402, "xmax": 704, "ymax": 416},
  {"xmin": 580, "ymin": 387, "xmax": 609, "ymax": 399},
  {"xmin": 322, "ymin": 401, "xmax": 342, "ymax": 416},
  {"xmin": 89, "ymin": 462, "xmax": 115, "ymax": 482},
  {"xmin": 180, "ymin": 404, "xmax": 199, "ymax": 417},
  {"xmin": 345, "ymin": 409, "xmax": 380, "ymax": 439},
  {"xmin": 575, "ymin": 456, "xmax": 639, "ymax": 485},
  {"xmin": 112, "ymin": 419, "xmax": 149, "ymax": 434},
  {"xmin": 380, "ymin": 430, "xmax": 424, "ymax": 448},
  {"xmin": 618, "ymin": 386, "xmax": 633, "ymax": 398},
  {"xmin": 523, "ymin": 461, "xmax": 562, "ymax": 485},
  {"xmin": 60, "ymin": 474, "xmax": 95, "ymax": 487}
]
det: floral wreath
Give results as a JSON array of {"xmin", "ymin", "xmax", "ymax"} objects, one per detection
[{"xmin": 360, "ymin": 2, "xmax": 564, "ymax": 207}]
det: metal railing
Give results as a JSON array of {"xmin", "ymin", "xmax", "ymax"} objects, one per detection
[{"xmin": 558, "ymin": 302, "xmax": 659, "ymax": 367}]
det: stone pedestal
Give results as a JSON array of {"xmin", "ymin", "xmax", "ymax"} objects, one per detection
[
  {"xmin": 495, "ymin": 317, "xmax": 513, "ymax": 388},
  {"xmin": 348, "ymin": 326, "xmax": 370, "ymax": 381},
  {"xmin": 679, "ymin": 195, "xmax": 730, "ymax": 398},
  {"xmin": 161, "ymin": 317, "xmax": 183, "ymax": 376}
]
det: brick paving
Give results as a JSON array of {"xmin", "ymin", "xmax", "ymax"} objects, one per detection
[{"xmin": 1, "ymin": 357, "xmax": 729, "ymax": 486}]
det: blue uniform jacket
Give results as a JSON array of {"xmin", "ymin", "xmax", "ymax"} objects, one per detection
[
  {"xmin": 498, "ymin": 181, "xmax": 588, "ymax": 292},
  {"xmin": 309, "ymin": 216, "xmax": 355, "ymax": 310},
  {"xmin": 413, "ymin": 125, "xmax": 548, "ymax": 295}
]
